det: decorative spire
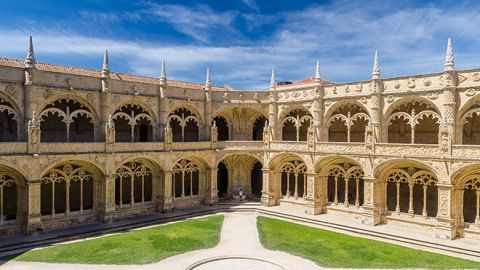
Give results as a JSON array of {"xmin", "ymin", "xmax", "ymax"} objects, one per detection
[
  {"xmin": 444, "ymin": 37, "xmax": 454, "ymax": 71},
  {"xmin": 160, "ymin": 60, "xmax": 167, "ymax": 85},
  {"xmin": 372, "ymin": 49, "xmax": 381, "ymax": 80},
  {"xmin": 102, "ymin": 50, "xmax": 109, "ymax": 77},
  {"xmin": 25, "ymin": 36, "xmax": 35, "ymax": 68},
  {"xmin": 205, "ymin": 67, "xmax": 211, "ymax": 90},
  {"xmin": 270, "ymin": 68, "xmax": 276, "ymax": 91},
  {"xmin": 315, "ymin": 60, "xmax": 321, "ymax": 83}
]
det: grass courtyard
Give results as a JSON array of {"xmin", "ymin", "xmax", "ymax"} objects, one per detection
[
  {"xmin": 15, "ymin": 215, "xmax": 224, "ymax": 265},
  {"xmin": 257, "ymin": 216, "xmax": 480, "ymax": 269}
]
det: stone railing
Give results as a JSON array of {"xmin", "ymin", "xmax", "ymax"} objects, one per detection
[
  {"xmin": 171, "ymin": 141, "xmax": 211, "ymax": 151},
  {"xmin": 0, "ymin": 142, "xmax": 28, "ymax": 154},
  {"xmin": 1, "ymin": 140, "xmax": 480, "ymax": 162},
  {"xmin": 38, "ymin": 143, "xmax": 105, "ymax": 153},
  {"xmin": 220, "ymin": 141, "xmax": 264, "ymax": 151},
  {"xmin": 115, "ymin": 142, "xmax": 164, "ymax": 152}
]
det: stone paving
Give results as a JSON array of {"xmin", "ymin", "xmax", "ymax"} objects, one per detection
[{"xmin": 0, "ymin": 212, "xmax": 320, "ymax": 270}]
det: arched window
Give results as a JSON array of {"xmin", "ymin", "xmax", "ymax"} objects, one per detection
[
  {"xmin": 112, "ymin": 104, "xmax": 153, "ymax": 142},
  {"xmin": 251, "ymin": 161, "xmax": 263, "ymax": 198},
  {"xmin": 39, "ymin": 99, "xmax": 95, "ymax": 142},
  {"xmin": 326, "ymin": 164, "xmax": 364, "ymax": 208},
  {"xmin": 461, "ymin": 104, "xmax": 480, "ymax": 145},
  {"xmin": 387, "ymin": 100, "xmax": 441, "ymax": 144},
  {"xmin": 281, "ymin": 109, "xmax": 312, "ymax": 141},
  {"xmin": 213, "ymin": 116, "xmax": 229, "ymax": 141},
  {"xmin": 172, "ymin": 159, "xmax": 199, "ymax": 199},
  {"xmin": 252, "ymin": 116, "xmax": 266, "ymax": 141},
  {"xmin": 385, "ymin": 168, "xmax": 437, "ymax": 218},
  {"xmin": 327, "ymin": 104, "xmax": 370, "ymax": 142},
  {"xmin": 115, "ymin": 161, "xmax": 152, "ymax": 207},
  {"xmin": 280, "ymin": 160, "xmax": 307, "ymax": 199},
  {"xmin": 217, "ymin": 161, "xmax": 228, "ymax": 198},
  {"xmin": 0, "ymin": 97, "xmax": 18, "ymax": 142},
  {"xmin": 463, "ymin": 177, "xmax": 480, "ymax": 224},
  {"xmin": 0, "ymin": 172, "xmax": 17, "ymax": 224},
  {"xmin": 41, "ymin": 164, "xmax": 93, "ymax": 217},
  {"xmin": 168, "ymin": 108, "xmax": 199, "ymax": 142}
]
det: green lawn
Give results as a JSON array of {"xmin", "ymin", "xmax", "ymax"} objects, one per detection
[
  {"xmin": 257, "ymin": 216, "xmax": 480, "ymax": 269},
  {"xmin": 15, "ymin": 215, "xmax": 224, "ymax": 265}
]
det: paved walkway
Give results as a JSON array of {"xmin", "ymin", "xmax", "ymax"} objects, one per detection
[{"xmin": 0, "ymin": 212, "xmax": 320, "ymax": 270}]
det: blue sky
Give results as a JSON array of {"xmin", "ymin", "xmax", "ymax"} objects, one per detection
[{"xmin": 0, "ymin": 0, "xmax": 479, "ymax": 89}]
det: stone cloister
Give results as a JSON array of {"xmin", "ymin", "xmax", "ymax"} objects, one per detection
[{"xmin": 1, "ymin": 37, "xmax": 480, "ymax": 241}]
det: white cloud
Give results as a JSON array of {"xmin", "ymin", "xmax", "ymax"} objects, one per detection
[
  {"xmin": 242, "ymin": 0, "xmax": 260, "ymax": 12},
  {"xmin": 146, "ymin": 4, "xmax": 240, "ymax": 43},
  {"xmin": 1, "ymin": 1, "xmax": 480, "ymax": 89}
]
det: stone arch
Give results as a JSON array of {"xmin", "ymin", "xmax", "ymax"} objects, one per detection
[
  {"xmin": 278, "ymin": 106, "xmax": 313, "ymax": 141},
  {"xmin": 212, "ymin": 115, "xmax": 229, "ymax": 141},
  {"xmin": 216, "ymin": 153, "xmax": 263, "ymax": 198},
  {"xmin": 324, "ymin": 101, "xmax": 370, "ymax": 143},
  {"xmin": 374, "ymin": 159, "xmax": 439, "ymax": 219},
  {"xmin": 168, "ymin": 103, "xmax": 203, "ymax": 125},
  {"xmin": 168, "ymin": 107, "xmax": 200, "ymax": 142},
  {"xmin": 212, "ymin": 106, "xmax": 266, "ymax": 140},
  {"xmin": 268, "ymin": 152, "xmax": 309, "ymax": 171},
  {"xmin": 38, "ymin": 96, "xmax": 98, "ymax": 142},
  {"xmin": 110, "ymin": 99, "xmax": 158, "ymax": 125},
  {"xmin": 451, "ymin": 164, "xmax": 480, "ymax": 229},
  {"xmin": 112, "ymin": 102, "xmax": 155, "ymax": 142},
  {"xmin": 0, "ymin": 94, "xmax": 20, "ymax": 142},
  {"xmin": 316, "ymin": 156, "xmax": 365, "ymax": 208},
  {"xmin": 252, "ymin": 115, "xmax": 267, "ymax": 141},
  {"xmin": 40, "ymin": 94, "xmax": 100, "ymax": 122},
  {"xmin": 384, "ymin": 97, "xmax": 441, "ymax": 144},
  {"xmin": 171, "ymin": 156, "xmax": 208, "ymax": 200},
  {"xmin": 0, "ymin": 164, "xmax": 25, "ymax": 226},
  {"xmin": 457, "ymin": 95, "xmax": 480, "ymax": 145},
  {"xmin": 114, "ymin": 158, "xmax": 159, "ymax": 208},
  {"xmin": 40, "ymin": 160, "xmax": 103, "ymax": 219}
]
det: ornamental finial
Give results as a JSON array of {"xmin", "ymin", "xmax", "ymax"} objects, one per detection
[
  {"xmin": 444, "ymin": 37, "xmax": 454, "ymax": 71},
  {"xmin": 160, "ymin": 60, "xmax": 167, "ymax": 85},
  {"xmin": 205, "ymin": 67, "xmax": 211, "ymax": 90},
  {"xmin": 25, "ymin": 36, "xmax": 35, "ymax": 68},
  {"xmin": 102, "ymin": 50, "xmax": 109, "ymax": 77},
  {"xmin": 270, "ymin": 68, "xmax": 276, "ymax": 91},
  {"xmin": 372, "ymin": 49, "xmax": 381, "ymax": 80},
  {"xmin": 315, "ymin": 60, "xmax": 321, "ymax": 83}
]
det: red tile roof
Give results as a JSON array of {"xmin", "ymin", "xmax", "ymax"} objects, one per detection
[{"xmin": 0, "ymin": 57, "xmax": 223, "ymax": 91}]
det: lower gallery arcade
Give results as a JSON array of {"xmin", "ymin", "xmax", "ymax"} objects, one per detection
[{"xmin": 1, "ymin": 153, "xmax": 480, "ymax": 241}]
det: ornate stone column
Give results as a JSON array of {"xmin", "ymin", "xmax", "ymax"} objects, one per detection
[
  {"xmin": 204, "ymin": 168, "xmax": 218, "ymax": 205},
  {"xmin": 22, "ymin": 179, "xmax": 43, "ymax": 235},
  {"xmin": 100, "ymin": 50, "xmax": 112, "ymax": 142},
  {"xmin": 305, "ymin": 173, "xmax": 322, "ymax": 215},
  {"xmin": 160, "ymin": 171, "xmax": 174, "ymax": 212},
  {"xmin": 261, "ymin": 168, "xmax": 276, "ymax": 206},
  {"xmin": 158, "ymin": 61, "xmax": 168, "ymax": 141},
  {"xmin": 98, "ymin": 174, "xmax": 116, "ymax": 223},
  {"xmin": 435, "ymin": 184, "xmax": 457, "ymax": 239},
  {"xmin": 361, "ymin": 176, "xmax": 382, "ymax": 225}
]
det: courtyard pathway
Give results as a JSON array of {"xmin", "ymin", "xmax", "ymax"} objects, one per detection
[{"xmin": 0, "ymin": 212, "xmax": 321, "ymax": 270}]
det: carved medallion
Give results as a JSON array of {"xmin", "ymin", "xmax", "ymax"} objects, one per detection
[{"xmin": 466, "ymin": 88, "xmax": 477, "ymax": 97}]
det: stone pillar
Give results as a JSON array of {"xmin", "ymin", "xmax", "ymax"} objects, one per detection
[
  {"xmin": 305, "ymin": 173, "xmax": 321, "ymax": 215},
  {"xmin": 204, "ymin": 168, "xmax": 218, "ymax": 205},
  {"xmin": 22, "ymin": 180, "xmax": 43, "ymax": 235},
  {"xmin": 99, "ymin": 84, "xmax": 111, "ymax": 142},
  {"xmin": 160, "ymin": 171, "xmax": 174, "ymax": 212},
  {"xmin": 158, "ymin": 91, "xmax": 167, "ymax": 141},
  {"xmin": 362, "ymin": 176, "xmax": 382, "ymax": 226},
  {"xmin": 98, "ymin": 174, "xmax": 116, "ymax": 223},
  {"xmin": 435, "ymin": 184, "xmax": 457, "ymax": 239},
  {"xmin": 442, "ymin": 83, "xmax": 457, "ymax": 144},
  {"xmin": 268, "ymin": 92, "xmax": 277, "ymax": 140},
  {"xmin": 27, "ymin": 115, "xmax": 40, "ymax": 154},
  {"xmin": 312, "ymin": 84, "xmax": 324, "ymax": 141},
  {"xmin": 261, "ymin": 168, "xmax": 276, "ymax": 206},
  {"xmin": 369, "ymin": 80, "xmax": 383, "ymax": 143}
]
